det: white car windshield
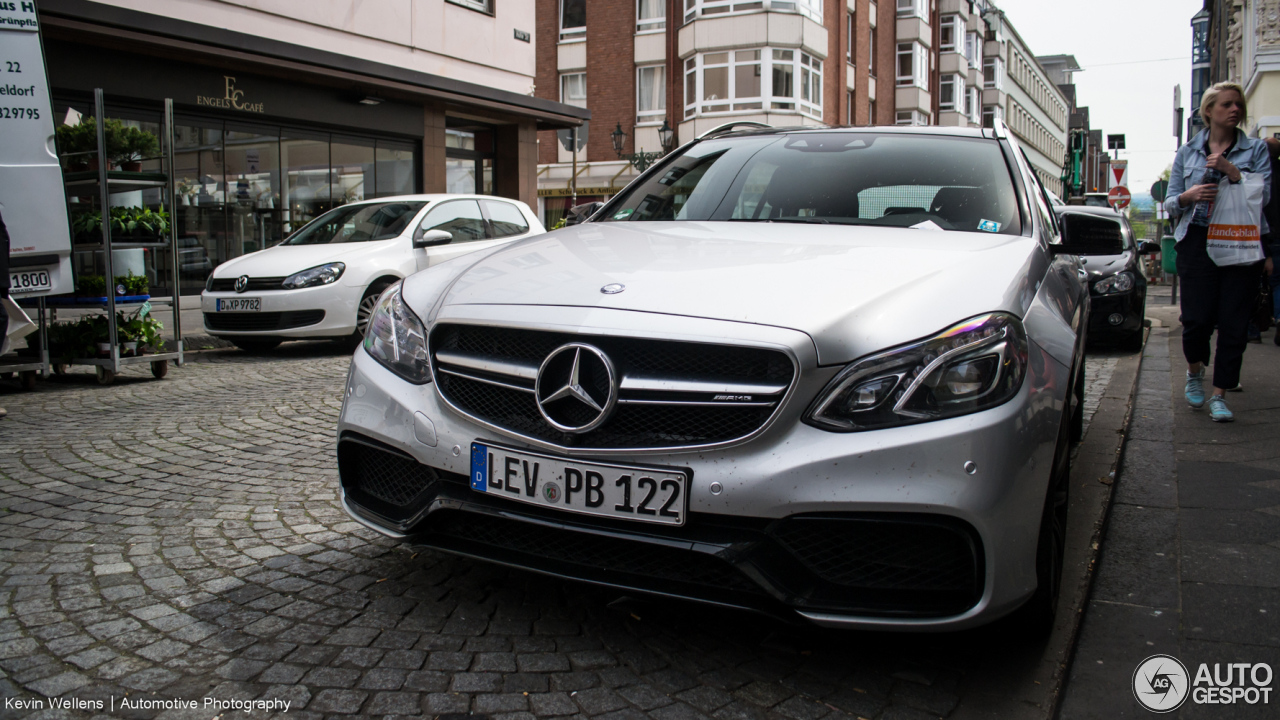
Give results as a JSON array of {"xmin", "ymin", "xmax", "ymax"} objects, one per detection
[
  {"xmin": 600, "ymin": 133, "xmax": 1023, "ymax": 235},
  {"xmin": 283, "ymin": 201, "xmax": 427, "ymax": 245}
]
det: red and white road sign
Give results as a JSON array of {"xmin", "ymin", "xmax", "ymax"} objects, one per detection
[
  {"xmin": 1109, "ymin": 160, "xmax": 1128, "ymax": 190},
  {"xmin": 1108, "ymin": 185, "xmax": 1131, "ymax": 209}
]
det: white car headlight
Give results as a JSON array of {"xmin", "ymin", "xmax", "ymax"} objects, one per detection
[
  {"xmin": 805, "ymin": 313, "xmax": 1028, "ymax": 432},
  {"xmin": 283, "ymin": 262, "xmax": 345, "ymax": 289},
  {"xmin": 1093, "ymin": 271, "xmax": 1134, "ymax": 295},
  {"xmin": 363, "ymin": 282, "xmax": 431, "ymax": 384}
]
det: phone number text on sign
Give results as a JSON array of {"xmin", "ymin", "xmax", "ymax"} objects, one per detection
[{"xmin": 0, "ymin": 106, "xmax": 38, "ymax": 119}]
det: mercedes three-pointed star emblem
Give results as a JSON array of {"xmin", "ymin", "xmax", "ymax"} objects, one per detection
[{"xmin": 534, "ymin": 343, "xmax": 619, "ymax": 433}]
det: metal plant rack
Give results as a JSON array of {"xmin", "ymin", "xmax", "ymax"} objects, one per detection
[{"xmin": 51, "ymin": 89, "xmax": 184, "ymax": 385}]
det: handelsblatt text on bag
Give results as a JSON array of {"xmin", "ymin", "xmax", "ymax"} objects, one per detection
[{"xmin": 1206, "ymin": 172, "xmax": 1267, "ymax": 266}]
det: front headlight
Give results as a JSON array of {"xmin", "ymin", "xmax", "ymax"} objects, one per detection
[
  {"xmin": 283, "ymin": 262, "xmax": 345, "ymax": 289},
  {"xmin": 805, "ymin": 313, "xmax": 1028, "ymax": 432},
  {"xmin": 1093, "ymin": 271, "xmax": 1134, "ymax": 295},
  {"xmin": 362, "ymin": 282, "xmax": 431, "ymax": 384}
]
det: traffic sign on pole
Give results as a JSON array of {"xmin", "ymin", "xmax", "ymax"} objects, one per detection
[
  {"xmin": 1151, "ymin": 179, "xmax": 1169, "ymax": 203},
  {"xmin": 1108, "ymin": 185, "xmax": 1131, "ymax": 209}
]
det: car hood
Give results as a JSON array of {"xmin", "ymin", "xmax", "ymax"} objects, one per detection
[
  {"xmin": 1080, "ymin": 251, "xmax": 1134, "ymax": 280},
  {"xmin": 425, "ymin": 222, "xmax": 1044, "ymax": 366},
  {"xmin": 211, "ymin": 240, "xmax": 393, "ymax": 279}
]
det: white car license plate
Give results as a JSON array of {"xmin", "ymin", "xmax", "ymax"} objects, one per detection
[
  {"xmin": 470, "ymin": 442, "xmax": 688, "ymax": 526},
  {"xmin": 9, "ymin": 267, "xmax": 53, "ymax": 294},
  {"xmin": 216, "ymin": 297, "xmax": 261, "ymax": 312}
]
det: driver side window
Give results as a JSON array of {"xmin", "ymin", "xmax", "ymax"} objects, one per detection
[{"xmin": 420, "ymin": 200, "xmax": 488, "ymax": 243}]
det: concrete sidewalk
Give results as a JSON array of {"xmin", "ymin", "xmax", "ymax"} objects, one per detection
[{"xmin": 1060, "ymin": 283, "xmax": 1280, "ymax": 717}]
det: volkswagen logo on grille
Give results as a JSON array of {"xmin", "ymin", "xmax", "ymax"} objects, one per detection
[
  {"xmin": 234, "ymin": 275, "xmax": 250, "ymax": 293},
  {"xmin": 535, "ymin": 343, "xmax": 619, "ymax": 433}
]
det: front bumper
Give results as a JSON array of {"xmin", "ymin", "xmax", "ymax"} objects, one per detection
[
  {"xmin": 1087, "ymin": 289, "xmax": 1146, "ymax": 339},
  {"xmin": 201, "ymin": 285, "xmax": 359, "ymax": 338},
  {"xmin": 338, "ymin": 332, "xmax": 1067, "ymax": 630}
]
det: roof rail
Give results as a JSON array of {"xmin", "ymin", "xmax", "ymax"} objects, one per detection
[{"xmin": 697, "ymin": 121, "xmax": 771, "ymax": 140}]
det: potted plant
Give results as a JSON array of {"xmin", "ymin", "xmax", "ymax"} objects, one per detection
[
  {"xmin": 56, "ymin": 121, "xmax": 95, "ymax": 171},
  {"xmin": 76, "ymin": 274, "xmax": 107, "ymax": 298},
  {"xmin": 71, "ymin": 209, "xmax": 102, "ymax": 243},
  {"xmin": 114, "ymin": 126, "xmax": 160, "ymax": 172},
  {"xmin": 128, "ymin": 207, "xmax": 170, "ymax": 240},
  {"xmin": 55, "ymin": 118, "xmax": 131, "ymax": 171},
  {"xmin": 121, "ymin": 271, "xmax": 149, "ymax": 297}
]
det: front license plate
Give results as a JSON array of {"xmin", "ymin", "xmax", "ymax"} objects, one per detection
[
  {"xmin": 216, "ymin": 297, "xmax": 261, "ymax": 312},
  {"xmin": 8, "ymin": 267, "xmax": 53, "ymax": 294},
  {"xmin": 470, "ymin": 442, "xmax": 688, "ymax": 526}
]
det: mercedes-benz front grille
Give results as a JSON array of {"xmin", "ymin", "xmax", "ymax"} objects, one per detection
[{"xmin": 430, "ymin": 324, "xmax": 795, "ymax": 450}]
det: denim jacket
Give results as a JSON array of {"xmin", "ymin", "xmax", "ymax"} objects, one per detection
[{"xmin": 1164, "ymin": 128, "xmax": 1271, "ymax": 242}]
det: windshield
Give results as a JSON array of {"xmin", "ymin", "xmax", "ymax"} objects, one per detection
[
  {"xmin": 600, "ymin": 132, "xmax": 1022, "ymax": 235},
  {"xmin": 283, "ymin": 201, "xmax": 426, "ymax": 245}
]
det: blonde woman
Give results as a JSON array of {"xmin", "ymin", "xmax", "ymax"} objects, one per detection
[{"xmin": 1164, "ymin": 82, "xmax": 1274, "ymax": 422}]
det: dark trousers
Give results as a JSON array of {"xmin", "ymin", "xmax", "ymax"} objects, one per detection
[{"xmin": 1178, "ymin": 225, "xmax": 1263, "ymax": 390}]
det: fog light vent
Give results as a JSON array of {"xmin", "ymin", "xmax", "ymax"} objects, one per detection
[{"xmin": 1108, "ymin": 313, "xmax": 1124, "ymax": 326}]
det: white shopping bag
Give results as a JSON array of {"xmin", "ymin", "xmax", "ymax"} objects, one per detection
[
  {"xmin": 1206, "ymin": 172, "xmax": 1267, "ymax": 266},
  {"xmin": 1, "ymin": 296, "xmax": 37, "ymax": 356}
]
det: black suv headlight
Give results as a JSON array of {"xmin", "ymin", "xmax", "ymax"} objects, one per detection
[
  {"xmin": 283, "ymin": 262, "xmax": 345, "ymax": 289},
  {"xmin": 363, "ymin": 282, "xmax": 431, "ymax": 384},
  {"xmin": 805, "ymin": 313, "xmax": 1028, "ymax": 432},
  {"xmin": 1093, "ymin": 271, "xmax": 1134, "ymax": 295}
]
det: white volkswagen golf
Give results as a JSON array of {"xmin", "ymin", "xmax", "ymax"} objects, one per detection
[{"xmin": 201, "ymin": 194, "xmax": 543, "ymax": 351}]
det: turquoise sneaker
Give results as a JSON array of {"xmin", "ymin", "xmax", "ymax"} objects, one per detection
[
  {"xmin": 1209, "ymin": 395, "xmax": 1234, "ymax": 422},
  {"xmin": 1185, "ymin": 370, "xmax": 1206, "ymax": 409}
]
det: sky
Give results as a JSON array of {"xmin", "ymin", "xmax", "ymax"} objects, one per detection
[{"xmin": 992, "ymin": 0, "xmax": 1203, "ymax": 194}]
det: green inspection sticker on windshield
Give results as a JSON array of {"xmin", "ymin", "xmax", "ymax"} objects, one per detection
[
  {"xmin": 977, "ymin": 219, "xmax": 1001, "ymax": 233},
  {"xmin": 613, "ymin": 208, "xmax": 634, "ymax": 220}
]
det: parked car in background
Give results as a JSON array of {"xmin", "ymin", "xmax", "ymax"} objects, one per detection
[
  {"xmin": 201, "ymin": 195, "xmax": 543, "ymax": 351},
  {"xmin": 1082, "ymin": 193, "xmax": 1111, "ymax": 208},
  {"xmin": 335, "ymin": 123, "xmax": 1133, "ymax": 633},
  {"xmin": 177, "ymin": 235, "xmax": 213, "ymax": 275},
  {"xmin": 1055, "ymin": 205, "xmax": 1157, "ymax": 351}
]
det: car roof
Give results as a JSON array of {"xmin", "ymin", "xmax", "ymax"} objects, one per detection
[
  {"xmin": 1055, "ymin": 205, "xmax": 1124, "ymax": 218},
  {"xmin": 341, "ymin": 194, "xmax": 531, "ymax": 207},
  {"xmin": 707, "ymin": 124, "xmax": 997, "ymax": 141}
]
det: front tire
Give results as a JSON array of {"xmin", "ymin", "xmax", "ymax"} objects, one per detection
[{"xmin": 1015, "ymin": 403, "xmax": 1071, "ymax": 634}]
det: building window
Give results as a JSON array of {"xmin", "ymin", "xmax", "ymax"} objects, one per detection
[
  {"xmin": 896, "ymin": 0, "xmax": 926, "ymax": 20},
  {"xmin": 637, "ymin": 0, "xmax": 665, "ymax": 32},
  {"xmin": 446, "ymin": 0, "xmax": 492, "ymax": 13},
  {"xmin": 637, "ymin": 65, "xmax": 666, "ymax": 124},
  {"xmin": 939, "ymin": 15, "xmax": 962, "ymax": 53},
  {"xmin": 940, "ymin": 74, "xmax": 964, "ymax": 112},
  {"xmin": 868, "ymin": 25, "xmax": 875, "ymax": 75},
  {"xmin": 847, "ymin": 90, "xmax": 854, "ymax": 125},
  {"xmin": 896, "ymin": 110, "xmax": 927, "ymax": 126},
  {"xmin": 684, "ymin": 0, "xmax": 822, "ymax": 23},
  {"xmin": 684, "ymin": 48, "xmax": 821, "ymax": 119},
  {"xmin": 847, "ymin": 11, "xmax": 855, "ymax": 64},
  {"xmin": 984, "ymin": 55, "xmax": 1004, "ymax": 90},
  {"xmin": 561, "ymin": 73, "xmax": 587, "ymax": 108},
  {"xmin": 966, "ymin": 32, "xmax": 981, "ymax": 69},
  {"xmin": 869, "ymin": 98, "xmax": 875, "ymax": 124},
  {"xmin": 982, "ymin": 104, "xmax": 1003, "ymax": 129},
  {"xmin": 561, "ymin": 0, "xmax": 586, "ymax": 41},
  {"xmin": 966, "ymin": 86, "xmax": 980, "ymax": 124},
  {"xmin": 896, "ymin": 42, "xmax": 927, "ymax": 89}
]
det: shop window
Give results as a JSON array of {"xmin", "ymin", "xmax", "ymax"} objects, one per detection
[
  {"xmin": 484, "ymin": 199, "xmax": 531, "ymax": 238},
  {"xmin": 420, "ymin": 199, "xmax": 488, "ymax": 243},
  {"xmin": 561, "ymin": 0, "xmax": 586, "ymax": 41},
  {"xmin": 332, "ymin": 136, "xmax": 375, "ymax": 205},
  {"xmin": 638, "ymin": 65, "xmax": 666, "ymax": 124},
  {"xmin": 561, "ymin": 73, "xmax": 587, "ymax": 109},
  {"xmin": 637, "ymin": 0, "xmax": 665, "ymax": 32},
  {"xmin": 375, "ymin": 143, "xmax": 415, "ymax": 198},
  {"xmin": 446, "ymin": 128, "xmax": 494, "ymax": 195}
]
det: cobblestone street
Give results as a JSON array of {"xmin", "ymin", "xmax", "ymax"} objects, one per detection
[{"xmin": 0, "ymin": 345, "xmax": 1122, "ymax": 720}]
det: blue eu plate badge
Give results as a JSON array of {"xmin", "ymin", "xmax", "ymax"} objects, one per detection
[
  {"xmin": 470, "ymin": 443, "xmax": 488, "ymax": 491},
  {"xmin": 977, "ymin": 219, "xmax": 1001, "ymax": 233}
]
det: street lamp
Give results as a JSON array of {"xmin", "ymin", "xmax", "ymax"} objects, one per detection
[
  {"xmin": 658, "ymin": 119, "xmax": 675, "ymax": 154},
  {"xmin": 611, "ymin": 121, "xmax": 669, "ymax": 173}
]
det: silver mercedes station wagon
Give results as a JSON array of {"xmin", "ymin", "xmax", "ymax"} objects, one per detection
[{"xmin": 336, "ymin": 123, "xmax": 1120, "ymax": 631}]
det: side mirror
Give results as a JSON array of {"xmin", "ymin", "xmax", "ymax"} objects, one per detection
[
  {"xmin": 1054, "ymin": 214, "xmax": 1125, "ymax": 255},
  {"xmin": 1138, "ymin": 241, "xmax": 1161, "ymax": 255},
  {"xmin": 413, "ymin": 228, "xmax": 452, "ymax": 248},
  {"xmin": 564, "ymin": 201, "xmax": 604, "ymax": 226}
]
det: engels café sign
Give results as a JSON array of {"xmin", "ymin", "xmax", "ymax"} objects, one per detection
[{"xmin": 198, "ymin": 76, "xmax": 264, "ymax": 113}]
